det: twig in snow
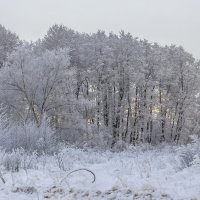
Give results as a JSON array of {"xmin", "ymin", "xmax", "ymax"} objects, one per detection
[{"xmin": 60, "ymin": 168, "xmax": 96, "ymax": 184}]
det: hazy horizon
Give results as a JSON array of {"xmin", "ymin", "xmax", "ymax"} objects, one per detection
[{"xmin": 1, "ymin": 0, "xmax": 200, "ymax": 58}]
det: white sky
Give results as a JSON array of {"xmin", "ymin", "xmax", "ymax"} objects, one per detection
[{"xmin": 0, "ymin": 0, "xmax": 200, "ymax": 59}]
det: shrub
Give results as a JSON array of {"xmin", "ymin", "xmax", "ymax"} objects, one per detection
[{"xmin": 0, "ymin": 116, "xmax": 55, "ymax": 154}]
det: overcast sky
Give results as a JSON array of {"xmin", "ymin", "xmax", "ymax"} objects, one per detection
[{"xmin": 0, "ymin": 0, "xmax": 200, "ymax": 58}]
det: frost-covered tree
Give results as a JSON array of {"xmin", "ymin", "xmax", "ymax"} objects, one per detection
[
  {"xmin": 0, "ymin": 24, "xmax": 199, "ymax": 148},
  {"xmin": 0, "ymin": 45, "xmax": 70, "ymax": 126},
  {"xmin": 0, "ymin": 24, "xmax": 20, "ymax": 67}
]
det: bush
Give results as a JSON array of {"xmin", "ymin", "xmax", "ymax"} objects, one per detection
[
  {"xmin": 176, "ymin": 135, "xmax": 200, "ymax": 169},
  {"xmin": 2, "ymin": 150, "xmax": 21, "ymax": 172},
  {"xmin": 0, "ymin": 116, "xmax": 55, "ymax": 154},
  {"xmin": 1, "ymin": 149, "xmax": 38, "ymax": 172}
]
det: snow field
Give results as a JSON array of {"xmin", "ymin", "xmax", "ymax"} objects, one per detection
[{"xmin": 0, "ymin": 144, "xmax": 200, "ymax": 199}]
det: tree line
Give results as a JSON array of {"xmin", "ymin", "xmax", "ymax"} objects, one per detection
[{"xmin": 0, "ymin": 24, "xmax": 199, "ymax": 148}]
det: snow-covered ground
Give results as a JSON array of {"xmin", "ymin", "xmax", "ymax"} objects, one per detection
[{"xmin": 0, "ymin": 144, "xmax": 200, "ymax": 200}]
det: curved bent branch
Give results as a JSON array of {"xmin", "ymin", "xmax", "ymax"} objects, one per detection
[{"xmin": 60, "ymin": 168, "xmax": 96, "ymax": 184}]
